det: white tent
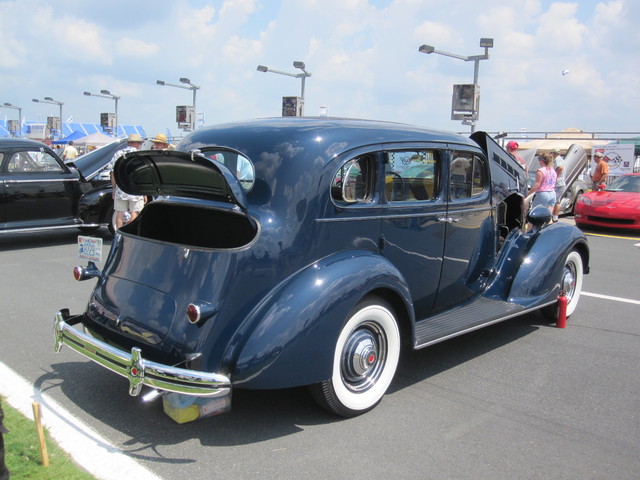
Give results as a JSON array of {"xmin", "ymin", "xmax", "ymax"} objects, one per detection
[
  {"xmin": 519, "ymin": 128, "xmax": 610, "ymax": 154},
  {"xmin": 74, "ymin": 132, "xmax": 117, "ymax": 147}
]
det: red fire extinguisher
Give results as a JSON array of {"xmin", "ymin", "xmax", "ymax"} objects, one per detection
[{"xmin": 556, "ymin": 291, "xmax": 568, "ymax": 328}]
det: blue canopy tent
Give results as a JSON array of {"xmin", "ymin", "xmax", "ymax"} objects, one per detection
[{"xmin": 52, "ymin": 130, "xmax": 86, "ymax": 144}]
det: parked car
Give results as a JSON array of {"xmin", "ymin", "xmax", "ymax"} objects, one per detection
[
  {"xmin": 54, "ymin": 118, "xmax": 590, "ymax": 418},
  {"xmin": 0, "ymin": 137, "xmax": 125, "ymax": 235},
  {"xmin": 526, "ymin": 144, "xmax": 588, "ymax": 215},
  {"xmin": 574, "ymin": 173, "xmax": 640, "ymax": 230}
]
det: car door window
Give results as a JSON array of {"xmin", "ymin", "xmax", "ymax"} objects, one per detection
[
  {"xmin": 7, "ymin": 150, "xmax": 64, "ymax": 173},
  {"xmin": 385, "ymin": 150, "xmax": 439, "ymax": 202},
  {"xmin": 450, "ymin": 152, "xmax": 486, "ymax": 200}
]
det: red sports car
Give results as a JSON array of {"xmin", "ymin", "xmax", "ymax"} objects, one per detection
[{"xmin": 574, "ymin": 173, "xmax": 640, "ymax": 230}]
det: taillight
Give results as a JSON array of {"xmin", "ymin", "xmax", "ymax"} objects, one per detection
[
  {"xmin": 186, "ymin": 302, "xmax": 217, "ymax": 325},
  {"xmin": 186, "ymin": 304, "xmax": 201, "ymax": 324},
  {"xmin": 73, "ymin": 265, "xmax": 84, "ymax": 281},
  {"xmin": 72, "ymin": 262, "xmax": 101, "ymax": 281}
]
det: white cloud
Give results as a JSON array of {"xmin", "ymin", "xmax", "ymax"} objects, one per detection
[
  {"xmin": 115, "ymin": 38, "xmax": 160, "ymax": 58},
  {"xmin": 537, "ymin": 3, "xmax": 588, "ymax": 50},
  {"xmin": 2, "ymin": 0, "xmax": 638, "ymax": 135}
]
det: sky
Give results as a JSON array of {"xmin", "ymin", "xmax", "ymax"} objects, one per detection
[{"xmin": 1, "ymin": 0, "xmax": 639, "ymax": 139}]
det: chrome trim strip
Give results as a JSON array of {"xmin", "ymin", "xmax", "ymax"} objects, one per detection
[
  {"xmin": 0, "ymin": 223, "xmax": 105, "ymax": 234},
  {"xmin": 4, "ymin": 178, "xmax": 80, "ymax": 184},
  {"xmin": 446, "ymin": 205, "xmax": 493, "ymax": 214},
  {"xmin": 54, "ymin": 311, "xmax": 231, "ymax": 398},
  {"xmin": 316, "ymin": 209, "xmax": 449, "ymax": 223}
]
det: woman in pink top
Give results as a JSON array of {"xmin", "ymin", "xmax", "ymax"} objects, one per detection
[{"xmin": 527, "ymin": 153, "xmax": 557, "ymax": 215}]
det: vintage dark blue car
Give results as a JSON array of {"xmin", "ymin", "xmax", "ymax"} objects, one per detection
[
  {"xmin": 0, "ymin": 137, "xmax": 125, "ymax": 234},
  {"xmin": 54, "ymin": 118, "xmax": 589, "ymax": 418}
]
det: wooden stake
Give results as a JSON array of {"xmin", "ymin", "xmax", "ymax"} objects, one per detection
[{"xmin": 31, "ymin": 402, "xmax": 49, "ymax": 467}]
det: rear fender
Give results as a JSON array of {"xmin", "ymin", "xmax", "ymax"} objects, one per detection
[
  {"xmin": 508, "ymin": 224, "xmax": 589, "ymax": 307},
  {"xmin": 230, "ymin": 250, "xmax": 413, "ymax": 389},
  {"xmin": 78, "ymin": 186, "xmax": 112, "ymax": 224}
]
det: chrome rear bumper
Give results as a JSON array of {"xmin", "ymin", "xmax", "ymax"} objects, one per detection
[{"xmin": 53, "ymin": 310, "xmax": 231, "ymax": 398}]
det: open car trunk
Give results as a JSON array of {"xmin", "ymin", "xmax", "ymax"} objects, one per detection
[
  {"xmin": 114, "ymin": 148, "xmax": 258, "ymax": 249},
  {"xmin": 119, "ymin": 200, "xmax": 258, "ymax": 249}
]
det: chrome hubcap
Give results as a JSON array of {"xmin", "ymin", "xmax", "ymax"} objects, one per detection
[
  {"xmin": 561, "ymin": 261, "xmax": 577, "ymax": 303},
  {"xmin": 341, "ymin": 322, "xmax": 387, "ymax": 393}
]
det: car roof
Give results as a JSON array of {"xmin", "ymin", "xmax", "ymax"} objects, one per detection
[
  {"xmin": 178, "ymin": 117, "xmax": 479, "ymax": 167},
  {"xmin": 0, "ymin": 137, "xmax": 52, "ymax": 149}
]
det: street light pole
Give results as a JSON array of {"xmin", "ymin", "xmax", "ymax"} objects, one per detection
[
  {"xmin": 418, "ymin": 38, "xmax": 494, "ymax": 132},
  {"xmin": 32, "ymin": 97, "xmax": 64, "ymax": 136},
  {"xmin": 256, "ymin": 61, "xmax": 312, "ymax": 115},
  {"xmin": 1, "ymin": 103, "xmax": 23, "ymax": 136},
  {"xmin": 156, "ymin": 78, "xmax": 200, "ymax": 131},
  {"xmin": 83, "ymin": 90, "xmax": 120, "ymax": 136}
]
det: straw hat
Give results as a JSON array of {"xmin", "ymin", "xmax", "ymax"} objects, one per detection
[
  {"xmin": 151, "ymin": 133, "xmax": 168, "ymax": 144},
  {"xmin": 127, "ymin": 133, "xmax": 143, "ymax": 142}
]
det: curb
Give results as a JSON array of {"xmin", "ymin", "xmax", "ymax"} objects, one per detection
[{"xmin": 0, "ymin": 361, "xmax": 163, "ymax": 480}]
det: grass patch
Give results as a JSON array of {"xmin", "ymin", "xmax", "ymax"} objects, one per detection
[{"xmin": 2, "ymin": 397, "xmax": 96, "ymax": 480}]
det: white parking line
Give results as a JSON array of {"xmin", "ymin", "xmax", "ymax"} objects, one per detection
[
  {"xmin": 582, "ymin": 291, "xmax": 640, "ymax": 305},
  {"xmin": 0, "ymin": 361, "xmax": 163, "ymax": 480}
]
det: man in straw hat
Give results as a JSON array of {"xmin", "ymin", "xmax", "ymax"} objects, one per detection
[
  {"xmin": 151, "ymin": 133, "xmax": 170, "ymax": 150},
  {"xmin": 110, "ymin": 133, "xmax": 145, "ymax": 230}
]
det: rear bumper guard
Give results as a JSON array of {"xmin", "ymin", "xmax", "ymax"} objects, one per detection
[{"xmin": 53, "ymin": 310, "xmax": 231, "ymax": 398}]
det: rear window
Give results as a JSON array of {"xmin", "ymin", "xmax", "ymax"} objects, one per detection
[{"xmin": 200, "ymin": 149, "xmax": 255, "ymax": 192}]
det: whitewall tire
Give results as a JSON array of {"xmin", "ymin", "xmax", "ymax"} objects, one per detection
[{"xmin": 310, "ymin": 297, "xmax": 401, "ymax": 417}]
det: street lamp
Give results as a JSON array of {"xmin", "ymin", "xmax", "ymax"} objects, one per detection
[
  {"xmin": 256, "ymin": 61, "xmax": 312, "ymax": 115},
  {"xmin": 419, "ymin": 38, "xmax": 494, "ymax": 132},
  {"xmin": 156, "ymin": 77, "xmax": 200, "ymax": 131},
  {"xmin": 32, "ymin": 97, "xmax": 64, "ymax": 136},
  {"xmin": 1, "ymin": 102, "xmax": 23, "ymax": 136},
  {"xmin": 83, "ymin": 89, "xmax": 120, "ymax": 136}
]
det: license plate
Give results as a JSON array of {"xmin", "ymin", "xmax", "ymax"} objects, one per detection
[{"xmin": 77, "ymin": 236, "xmax": 103, "ymax": 263}]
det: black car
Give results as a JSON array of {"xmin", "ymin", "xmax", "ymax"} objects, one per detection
[
  {"xmin": 0, "ymin": 137, "xmax": 125, "ymax": 234},
  {"xmin": 54, "ymin": 118, "xmax": 589, "ymax": 420}
]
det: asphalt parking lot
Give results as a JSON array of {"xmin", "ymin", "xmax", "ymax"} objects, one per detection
[{"xmin": 1, "ymin": 219, "xmax": 639, "ymax": 480}]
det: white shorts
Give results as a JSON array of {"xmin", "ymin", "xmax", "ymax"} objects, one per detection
[{"xmin": 114, "ymin": 197, "xmax": 144, "ymax": 213}]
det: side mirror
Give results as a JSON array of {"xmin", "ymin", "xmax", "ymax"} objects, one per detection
[{"xmin": 527, "ymin": 205, "xmax": 551, "ymax": 231}]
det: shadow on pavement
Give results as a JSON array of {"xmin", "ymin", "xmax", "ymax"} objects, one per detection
[{"xmin": 36, "ymin": 311, "xmax": 546, "ymax": 466}]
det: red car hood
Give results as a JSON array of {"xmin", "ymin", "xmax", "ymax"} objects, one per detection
[{"xmin": 584, "ymin": 191, "xmax": 640, "ymax": 208}]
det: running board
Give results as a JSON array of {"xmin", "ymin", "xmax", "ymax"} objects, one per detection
[{"xmin": 414, "ymin": 297, "xmax": 527, "ymax": 349}]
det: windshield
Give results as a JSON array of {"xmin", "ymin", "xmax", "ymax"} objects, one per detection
[{"xmin": 606, "ymin": 175, "xmax": 640, "ymax": 193}]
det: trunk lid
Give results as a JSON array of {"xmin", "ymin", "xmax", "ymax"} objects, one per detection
[{"xmin": 114, "ymin": 149, "xmax": 250, "ymax": 212}]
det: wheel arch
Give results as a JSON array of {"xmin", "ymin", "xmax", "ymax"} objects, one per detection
[
  {"xmin": 509, "ymin": 224, "xmax": 589, "ymax": 307},
  {"xmin": 364, "ymin": 287, "xmax": 413, "ymax": 349},
  {"xmin": 78, "ymin": 186, "xmax": 113, "ymax": 225},
  {"xmin": 230, "ymin": 250, "xmax": 414, "ymax": 390}
]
